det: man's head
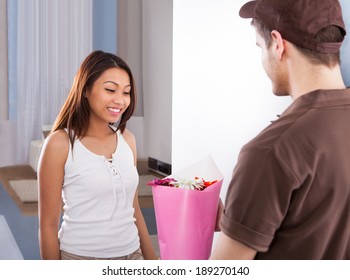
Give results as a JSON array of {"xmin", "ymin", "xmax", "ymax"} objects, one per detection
[
  {"xmin": 239, "ymin": 0, "xmax": 347, "ymax": 98},
  {"xmin": 239, "ymin": 0, "xmax": 346, "ymax": 67},
  {"xmin": 239, "ymin": 0, "xmax": 346, "ymax": 53}
]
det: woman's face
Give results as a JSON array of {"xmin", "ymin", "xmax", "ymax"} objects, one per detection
[{"xmin": 86, "ymin": 67, "xmax": 131, "ymax": 124}]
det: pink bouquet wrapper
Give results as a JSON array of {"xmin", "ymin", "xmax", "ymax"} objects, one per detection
[{"xmin": 152, "ymin": 156, "xmax": 223, "ymax": 260}]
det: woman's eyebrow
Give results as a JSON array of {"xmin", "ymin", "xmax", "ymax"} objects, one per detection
[
  {"xmin": 103, "ymin": 81, "xmax": 131, "ymax": 87},
  {"xmin": 103, "ymin": 81, "xmax": 118, "ymax": 86}
]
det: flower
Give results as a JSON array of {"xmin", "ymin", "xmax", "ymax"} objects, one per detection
[{"xmin": 148, "ymin": 176, "xmax": 217, "ymax": 191}]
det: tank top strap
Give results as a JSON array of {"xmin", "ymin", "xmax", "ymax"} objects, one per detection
[{"xmin": 116, "ymin": 129, "xmax": 126, "ymax": 147}]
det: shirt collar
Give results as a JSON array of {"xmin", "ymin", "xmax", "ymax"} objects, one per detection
[{"xmin": 281, "ymin": 88, "xmax": 350, "ymax": 117}]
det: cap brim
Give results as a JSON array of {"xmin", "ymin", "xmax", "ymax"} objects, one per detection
[{"xmin": 239, "ymin": 1, "xmax": 257, "ymax": 18}]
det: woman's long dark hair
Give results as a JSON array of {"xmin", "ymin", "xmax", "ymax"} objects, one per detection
[{"xmin": 51, "ymin": 50, "xmax": 136, "ymax": 147}]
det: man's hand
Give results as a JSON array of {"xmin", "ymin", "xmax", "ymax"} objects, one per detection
[{"xmin": 215, "ymin": 198, "xmax": 224, "ymax": 232}]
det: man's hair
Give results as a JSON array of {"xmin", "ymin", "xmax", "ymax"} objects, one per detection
[{"xmin": 252, "ymin": 18, "xmax": 344, "ymax": 67}]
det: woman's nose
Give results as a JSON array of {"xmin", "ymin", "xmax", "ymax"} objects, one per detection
[{"xmin": 112, "ymin": 92, "xmax": 124, "ymax": 104}]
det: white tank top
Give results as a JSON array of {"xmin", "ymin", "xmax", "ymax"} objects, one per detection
[{"xmin": 58, "ymin": 130, "xmax": 140, "ymax": 258}]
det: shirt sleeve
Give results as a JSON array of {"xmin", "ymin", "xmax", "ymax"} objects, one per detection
[{"xmin": 220, "ymin": 144, "xmax": 299, "ymax": 252}]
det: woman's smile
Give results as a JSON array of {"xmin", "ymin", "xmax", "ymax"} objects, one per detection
[{"xmin": 107, "ymin": 107, "xmax": 122, "ymax": 115}]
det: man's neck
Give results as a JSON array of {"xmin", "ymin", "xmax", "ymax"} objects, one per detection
[{"xmin": 289, "ymin": 62, "xmax": 346, "ymax": 100}]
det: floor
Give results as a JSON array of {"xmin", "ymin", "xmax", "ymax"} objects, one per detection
[
  {"xmin": 0, "ymin": 182, "xmax": 40, "ymax": 259},
  {"xmin": 0, "ymin": 181, "xmax": 158, "ymax": 260}
]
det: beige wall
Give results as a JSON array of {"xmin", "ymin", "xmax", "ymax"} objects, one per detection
[
  {"xmin": 142, "ymin": 0, "xmax": 172, "ymax": 164},
  {"xmin": 117, "ymin": 0, "xmax": 143, "ymax": 116},
  {"xmin": 0, "ymin": 0, "xmax": 8, "ymax": 120},
  {"xmin": 118, "ymin": 0, "xmax": 173, "ymax": 164}
]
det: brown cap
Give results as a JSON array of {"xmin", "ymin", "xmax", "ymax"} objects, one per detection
[{"xmin": 239, "ymin": 0, "xmax": 346, "ymax": 54}]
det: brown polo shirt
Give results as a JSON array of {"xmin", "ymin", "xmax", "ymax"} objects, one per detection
[{"xmin": 221, "ymin": 88, "xmax": 350, "ymax": 259}]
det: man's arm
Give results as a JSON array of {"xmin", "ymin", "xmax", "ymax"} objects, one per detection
[{"xmin": 210, "ymin": 232, "xmax": 257, "ymax": 260}]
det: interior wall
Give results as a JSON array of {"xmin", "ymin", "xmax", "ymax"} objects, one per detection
[
  {"xmin": 93, "ymin": 0, "xmax": 117, "ymax": 54},
  {"xmin": 117, "ymin": 0, "xmax": 148, "ymax": 159},
  {"xmin": 0, "ymin": 0, "xmax": 8, "ymax": 120},
  {"xmin": 0, "ymin": 0, "xmax": 16, "ymax": 167},
  {"xmin": 117, "ymin": 0, "xmax": 143, "ymax": 117},
  {"xmin": 172, "ymin": 0, "xmax": 291, "ymax": 194},
  {"xmin": 340, "ymin": 0, "xmax": 350, "ymax": 87},
  {"xmin": 141, "ymin": 0, "xmax": 173, "ymax": 164}
]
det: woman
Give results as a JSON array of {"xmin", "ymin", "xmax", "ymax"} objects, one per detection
[{"xmin": 38, "ymin": 50, "xmax": 157, "ymax": 260}]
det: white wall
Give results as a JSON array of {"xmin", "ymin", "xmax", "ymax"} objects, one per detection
[{"xmin": 172, "ymin": 0, "xmax": 291, "ymax": 195}]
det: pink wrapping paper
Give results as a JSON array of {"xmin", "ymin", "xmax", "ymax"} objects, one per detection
[{"xmin": 152, "ymin": 156, "xmax": 223, "ymax": 260}]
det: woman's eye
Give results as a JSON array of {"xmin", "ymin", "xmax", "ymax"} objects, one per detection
[
  {"xmin": 105, "ymin": 88, "xmax": 115, "ymax": 93},
  {"xmin": 123, "ymin": 91, "xmax": 131, "ymax": 95}
]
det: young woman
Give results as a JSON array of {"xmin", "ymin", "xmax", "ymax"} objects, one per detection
[{"xmin": 38, "ymin": 50, "xmax": 157, "ymax": 260}]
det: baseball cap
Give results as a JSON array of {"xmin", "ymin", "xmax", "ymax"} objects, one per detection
[{"xmin": 239, "ymin": 0, "xmax": 346, "ymax": 54}]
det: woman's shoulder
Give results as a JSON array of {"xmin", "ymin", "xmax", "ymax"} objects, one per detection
[
  {"xmin": 121, "ymin": 128, "xmax": 135, "ymax": 144},
  {"xmin": 39, "ymin": 129, "xmax": 70, "ymax": 168},
  {"xmin": 44, "ymin": 129, "xmax": 70, "ymax": 153}
]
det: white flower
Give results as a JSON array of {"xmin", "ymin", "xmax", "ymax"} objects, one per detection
[{"xmin": 172, "ymin": 178, "xmax": 204, "ymax": 190}]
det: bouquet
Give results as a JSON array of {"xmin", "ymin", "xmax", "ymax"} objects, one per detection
[
  {"xmin": 148, "ymin": 177, "xmax": 218, "ymax": 191},
  {"xmin": 149, "ymin": 156, "xmax": 223, "ymax": 260}
]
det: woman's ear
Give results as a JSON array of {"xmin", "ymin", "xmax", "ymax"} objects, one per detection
[
  {"xmin": 83, "ymin": 89, "xmax": 90, "ymax": 98},
  {"xmin": 271, "ymin": 30, "xmax": 285, "ymax": 60}
]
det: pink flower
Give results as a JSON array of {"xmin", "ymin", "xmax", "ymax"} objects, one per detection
[{"xmin": 147, "ymin": 177, "xmax": 176, "ymax": 187}]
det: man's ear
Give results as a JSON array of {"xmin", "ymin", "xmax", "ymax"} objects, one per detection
[{"xmin": 271, "ymin": 30, "xmax": 285, "ymax": 60}]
